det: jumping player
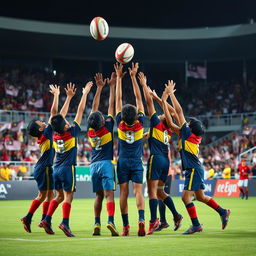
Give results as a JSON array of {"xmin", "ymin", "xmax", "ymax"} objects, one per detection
[
  {"xmin": 20, "ymin": 84, "xmax": 59, "ymax": 233},
  {"xmin": 161, "ymin": 80, "xmax": 231, "ymax": 235},
  {"xmin": 40, "ymin": 81, "xmax": 93, "ymax": 237},
  {"xmin": 115, "ymin": 62, "xmax": 145, "ymax": 236},
  {"xmin": 138, "ymin": 72, "xmax": 182, "ymax": 235},
  {"xmin": 238, "ymin": 159, "xmax": 250, "ymax": 199},
  {"xmin": 87, "ymin": 72, "xmax": 119, "ymax": 236}
]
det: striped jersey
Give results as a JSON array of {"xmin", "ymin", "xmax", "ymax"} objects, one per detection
[
  {"xmin": 148, "ymin": 113, "xmax": 172, "ymax": 157},
  {"xmin": 53, "ymin": 121, "xmax": 81, "ymax": 167},
  {"xmin": 178, "ymin": 122, "xmax": 202, "ymax": 170},
  {"xmin": 116, "ymin": 111, "xmax": 144, "ymax": 158},
  {"xmin": 35, "ymin": 124, "xmax": 54, "ymax": 168},
  {"xmin": 88, "ymin": 115, "xmax": 114, "ymax": 163}
]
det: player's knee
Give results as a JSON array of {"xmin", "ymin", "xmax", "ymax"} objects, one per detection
[
  {"xmin": 104, "ymin": 191, "xmax": 114, "ymax": 201},
  {"xmin": 157, "ymin": 190, "xmax": 166, "ymax": 201},
  {"xmin": 37, "ymin": 191, "xmax": 47, "ymax": 202}
]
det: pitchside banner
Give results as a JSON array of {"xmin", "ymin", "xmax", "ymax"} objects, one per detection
[
  {"xmin": 177, "ymin": 180, "xmax": 215, "ymax": 196},
  {"xmin": 214, "ymin": 179, "xmax": 240, "ymax": 197}
]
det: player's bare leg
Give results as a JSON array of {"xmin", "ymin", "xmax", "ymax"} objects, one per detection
[
  {"xmin": 133, "ymin": 182, "xmax": 145, "ymax": 236},
  {"xmin": 105, "ymin": 190, "xmax": 119, "ymax": 236},
  {"xmin": 238, "ymin": 186, "xmax": 245, "ymax": 199},
  {"xmin": 157, "ymin": 180, "xmax": 183, "ymax": 231},
  {"xmin": 41, "ymin": 189, "xmax": 64, "ymax": 235},
  {"xmin": 92, "ymin": 190, "xmax": 104, "ymax": 235},
  {"xmin": 245, "ymin": 187, "xmax": 249, "ymax": 199},
  {"xmin": 195, "ymin": 190, "xmax": 231, "ymax": 230},
  {"xmin": 147, "ymin": 179, "xmax": 160, "ymax": 235},
  {"xmin": 120, "ymin": 182, "xmax": 130, "ymax": 236}
]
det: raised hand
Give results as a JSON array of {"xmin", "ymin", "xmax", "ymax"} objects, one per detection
[
  {"xmin": 128, "ymin": 62, "xmax": 139, "ymax": 77},
  {"xmin": 138, "ymin": 72, "xmax": 147, "ymax": 87},
  {"xmin": 106, "ymin": 72, "xmax": 117, "ymax": 87},
  {"xmin": 49, "ymin": 84, "xmax": 60, "ymax": 95},
  {"xmin": 94, "ymin": 73, "xmax": 106, "ymax": 88},
  {"xmin": 165, "ymin": 80, "xmax": 176, "ymax": 95},
  {"xmin": 82, "ymin": 81, "xmax": 93, "ymax": 94},
  {"xmin": 64, "ymin": 83, "xmax": 76, "ymax": 97},
  {"xmin": 161, "ymin": 89, "xmax": 169, "ymax": 101},
  {"xmin": 114, "ymin": 63, "xmax": 126, "ymax": 78}
]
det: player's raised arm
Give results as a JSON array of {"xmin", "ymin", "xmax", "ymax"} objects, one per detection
[
  {"xmin": 129, "ymin": 62, "xmax": 144, "ymax": 113},
  {"xmin": 161, "ymin": 89, "xmax": 180, "ymax": 134},
  {"xmin": 148, "ymin": 87, "xmax": 180, "ymax": 125},
  {"xmin": 91, "ymin": 73, "xmax": 106, "ymax": 113},
  {"xmin": 49, "ymin": 84, "xmax": 60, "ymax": 121},
  {"xmin": 114, "ymin": 63, "xmax": 126, "ymax": 114},
  {"xmin": 74, "ymin": 81, "xmax": 93, "ymax": 125},
  {"xmin": 106, "ymin": 72, "xmax": 116, "ymax": 117},
  {"xmin": 138, "ymin": 72, "xmax": 155, "ymax": 117},
  {"xmin": 165, "ymin": 80, "xmax": 186, "ymax": 127},
  {"xmin": 60, "ymin": 83, "xmax": 76, "ymax": 118}
]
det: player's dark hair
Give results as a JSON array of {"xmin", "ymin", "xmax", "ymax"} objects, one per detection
[
  {"xmin": 189, "ymin": 117, "xmax": 205, "ymax": 136},
  {"xmin": 121, "ymin": 104, "xmax": 137, "ymax": 125},
  {"xmin": 27, "ymin": 119, "xmax": 42, "ymax": 138},
  {"xmin": 87, "ymin": 111, "xmax": 104, "ymax": 130},
  {"xmin": 51, "ymin": 114, "xmax": 66, "ymax": 134}
]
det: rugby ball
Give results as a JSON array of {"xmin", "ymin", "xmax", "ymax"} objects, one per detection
[
  {"xmin": 115, "ymin": 43, "xmax": 134, "ymax": 64},
  {"xmin": 90, "ymin": 17, "xmax": 109, "ymax": 41}
]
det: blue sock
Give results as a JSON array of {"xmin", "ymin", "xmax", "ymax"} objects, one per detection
[
  {"xmin": 149, "ymin": 199, "xmax": 158, "ymax": 222},
  {"xmin": 122, "ymin": 214, "xmax": 129, "ymax": 226},
  {"xmin": 138, "ymin": 210, "xmax": 145, "ymax": 221},
  {"xmin": 62, "ymin": 218, "xmax": 69, "ymax": 227},
  {"xmin": 41, "ymin": 214, "xmax": 46, "ymax": 221},
  {"xmin": 163, "ymin": 196, "xmax": 178, "ymax": 218},
  {"xmin": 26, "ymin": 213, "xmax": 33, "ymax": 222},
  {"xmin": 158, "ymin": 200, "xmax": 166, "ymax": 222},
  {"xmin": 108, "ymin": 216, "xmax": 114, "ymax": 223},
  {"xmin": 44, "ymin": 215, "xmax": 52, "ymax": 224},
  {"xmin": 95, "ymin": 217, "xmax": 101, "ymax": 225}
]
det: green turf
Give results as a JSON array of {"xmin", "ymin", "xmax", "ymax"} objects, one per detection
[{"xmin": 0, "ymin": 197, "xmax": 256, "ymax": 256}]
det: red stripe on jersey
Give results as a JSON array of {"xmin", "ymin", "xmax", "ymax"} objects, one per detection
[
  {"xmin": 154, "ymin": 122, "xmax": 172, "ymax": 136},
  {"xmin": 119, "ymin": 121, "xmax": 143, "ymax": 132},
  {"xmin": 37, "ymin": 135, "xmax": 48, "ymax": 145},
  {"xmin": 53, "ymin": 132, "xmax": 73, "ymax": 142},
  {"xmin": 88, "ymin": 127, "xmax": 109, "ymax": 138},
  {"xmin": 186, "ymin": 134, "xmax": 202, "ymax": 144}
]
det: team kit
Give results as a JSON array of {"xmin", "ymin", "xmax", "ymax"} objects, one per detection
[{"xmin": 20, "ymin": 63, "xmax": 231, "ymax": 237}]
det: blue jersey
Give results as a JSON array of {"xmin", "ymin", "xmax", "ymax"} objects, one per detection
[
  {"xmin": 88, "ymin": 115, "xmax": 114, "ymax": 163},
  {"xmin": 116, "ymin": 111, "xmax": 144, "ymax": 159},
  {"xmin": 53, "ymin": 121, "xmax": 81, "ymax": 167},
  {"xmin": 35, "ymin": 124, "xmax": 54, "ymax": 168},
  {"xmin": 148, "ymin": 113, "xmax": 172, "ymax": 157},
  {"xmin": 178, "ymin": 122, "xmax": 202, "ymax": 170}
]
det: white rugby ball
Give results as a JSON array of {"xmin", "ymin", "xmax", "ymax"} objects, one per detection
[
  {"xmin": 115, "ymin": 43, "xmax": 134, "ymax": 64},
  {"xmin": 90, "ymin": 17, "xmax": 109, "ymax": 41}
]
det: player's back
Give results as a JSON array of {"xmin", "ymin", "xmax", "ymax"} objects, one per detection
[{"xmin": 116, "ymin": 112, "xmax": 144, "ymax": 159}]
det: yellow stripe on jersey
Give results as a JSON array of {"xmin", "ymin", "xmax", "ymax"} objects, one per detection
[
  {"xmin": 89, "ymin": 132, "xmax": 112, "ymax": 147},
  {"xmin": 178, "ymin": 138, "xmax": 182, "ymax": 151},
  {"xmin": 184, "ymin": 140, "xmax": 199, "ymax": 156},
  {"xmin": 188, "ymin": 168, "xmax": 195, "ymax": 190},
  {"xmin": 53, "ymin": 137, "xmax": 76, "ymax": 153},
  {"xmin": 117, "ymin": 128, "xmax": 144, "ymax": 142},
  {"xmin": 71, "ymin": 165, "xmax": 75, "ymax": 192},
  {"xmin": 40, "ymin": 139, "xmax": 50, "ymax": 153},
  {"xmin": 152, "ymin": 128, "xmax": 171, "ymax": 144}
]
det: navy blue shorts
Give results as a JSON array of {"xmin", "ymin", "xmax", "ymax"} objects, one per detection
[
  {"xmin": 90, "ymin": 160, "xmax": 116, "ymax": 193},
  {"xmin": 184, "ymin": 167, "xmax": 205, "ymax": 191},
  {"xmin": 53, "ymin": 165, "xmax": 76, "ymax": 192},
  {"xmin": 34, "ymin": 166, "xmax": 54, "ymax": 191},
  {"xmin": 147, "ymin": 155, "xmax": 169, "ymax": 182},
  {"xmin": 117, "ymin": 158, "xmax": 144, "ymax": 184}
]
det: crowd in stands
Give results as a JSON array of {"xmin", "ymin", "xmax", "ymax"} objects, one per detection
[{"xmin": 1, "ymin": 66, "xmax": 256, "ymax": 180}]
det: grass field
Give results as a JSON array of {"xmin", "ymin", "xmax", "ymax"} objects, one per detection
[{"xmin": 0, "ymin": 197, "xmax": 256, "ymax": 256}]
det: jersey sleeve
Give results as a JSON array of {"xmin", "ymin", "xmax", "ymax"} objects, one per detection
[
  {"xmin": 138, "ymin": 111, "xmax": 145, "ymax": 126},
  {"xmin": 43, "ymin": 124, "xmax": 53, "ymax": 139},
  {"xmin": 70, "ymin": 121, "xmax": 81, "ymax": 137},
  {"xmin": 116, "ymin": 112, "xmax": 122, "ymax": 126},
  {"xmin": 150, "ymin": 112, "xmax": 160, "ymax": 127},
  {"xmin": 104, "ymin": 115, "xmax": 114, "ymax": 131},
  {"xmin": 180, "ymin": 121, "xmax": 192, "ymax": 140}
]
